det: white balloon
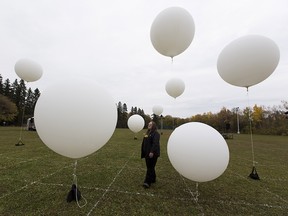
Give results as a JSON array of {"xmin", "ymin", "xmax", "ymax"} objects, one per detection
[
  {"xmin": 165, "ymin": 78, "xmax": 185, "ymax": 98},
  {"xmin": 150, "ymin": 7, "xmax": 195, "ymax": 58},
  {"xmin": 217, "ymin": 35, "xmax": 280, "ymax": 88},
  {"xmin": 127, "ymin": 114, "xmax": 145, "ymax": 133},
  {"xmin": 167, "ymin": 122, "xmax": 229, "ymax": 182},
  {"xmin": 14, "ymin": 59, "xmax": 43, "ymax": 82},
  {"xmin": 34, "ymin": 79, "xmax": 117, "ymax": 159},
  {"xmin": 152, "ymin": 105, "xmax": 163, "ymax": 116}
]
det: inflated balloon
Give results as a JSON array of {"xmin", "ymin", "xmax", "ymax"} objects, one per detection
[
  {"xmin": 127, "ymin": 114, "xmax": 145, "ymax": 133},
  {"xmin": 14, "ymin": 59, "xmax": 43, "ymax": 82},
  {"xmin": 217, "ymin": 35, "xmax": 280, "ymax": 88},
  {"xmin": 150, "ymin": 7, "xmax": 195, "ymax": 58},
  {"xmin": 167, "ymin": 122, "xmax": 229, "ymax": 182},
  {"xmin": 152, "ymin": 105, "xmax": 163, "ymax": 116},
  {"xmin": 165, "ymin": 78, "xmax": 185, "ymax": 98},
  {"xmin": 34, "ymin": 79, "xmax": 117, "ymax": 159}
]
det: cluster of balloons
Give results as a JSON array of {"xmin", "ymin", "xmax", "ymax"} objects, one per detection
[
  {"xmin": 150, "ymin": 7, "xmax": 230, "ymax": 182},
  {"xmin": 127, "ymin": 106, "xmax": 164, "ymax": 134},
  {"xmin": 16, "ymin": 7, "xmax": 280, "ymax": 186},
  {"xmin": 14, "ymin": 58, "xmax": 118, "ymax": 159},
  {"xmin": 150, "ymin": 7, "xmax": 195, "ymax": 99},
  {"xmin": 150, "ymin": 8, "xmax": 280, "ymax": 184}
]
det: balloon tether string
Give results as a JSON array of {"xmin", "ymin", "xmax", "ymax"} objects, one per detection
[
  {"xmin": 246, "ymin": 88, "xmax": 256, "ymax": 167},
  {"xmin": 73, "ymin": 160, "xmax": 87, "ymax": 208},
  {"xmin": 194, "ymin": 182, "xmax": 200, "ymax": 203},
  {"xmin": 16, "ymin": 85, "xmax": 27, "ymax": 146}
]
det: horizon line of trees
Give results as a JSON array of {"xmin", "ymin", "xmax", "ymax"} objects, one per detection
[
  {"xmin": 1, "ymin": 74, "xmax": 287, "ymax": 135},
  {"xmin": 189, "ymin": 103, "xmax": 288, "ymax": 135},
  {"xmin": 0, "ymin": 74, "xmax": 40, "ymax": 125},
  {"xmin": 117, "ymin": 100, "xmax": 288, "ymax": 136}
]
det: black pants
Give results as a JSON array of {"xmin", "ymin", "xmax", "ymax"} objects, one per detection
[{"xmin": 144, "ymin": 157, "xmax": 158, "ymax": 185}]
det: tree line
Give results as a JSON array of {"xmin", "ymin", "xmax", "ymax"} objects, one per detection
[
  {"xmin": 117, "ymin": 101, "xmax": 288, "ymax": 136},
  {"xmin": 0, "ymin": 74, "xmax": 40, "ymax": 125},
  {"xmin": 1, "ymin": 74, "xmax": 287, "ymax": 135},
  {"xmin": 189, "ymin": 104, "xmax": 288, "ymax": 135}
]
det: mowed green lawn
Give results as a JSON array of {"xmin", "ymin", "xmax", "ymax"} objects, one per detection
[{"xmin": 0, "ymin": 127, "xmax": 287, "ymax": 215}]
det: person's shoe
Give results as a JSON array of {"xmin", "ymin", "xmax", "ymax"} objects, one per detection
[{"xmin": 143, "ymin": 182, "xmax": 150, "ymax": 188}]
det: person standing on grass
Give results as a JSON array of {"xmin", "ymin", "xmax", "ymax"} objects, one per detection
[{"xmin": 141, "ymin": 121, "xmax": 160, "ymax": 188}]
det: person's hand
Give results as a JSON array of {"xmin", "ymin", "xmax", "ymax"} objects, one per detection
[{"xmin": 149, "ymin": 152, "xmax": 154, "ymax": 158}]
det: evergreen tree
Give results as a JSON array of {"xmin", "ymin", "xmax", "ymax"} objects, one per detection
[
  {"xmin": 117, "ymin": 101, "xmax": 123, "ymax": 113},
  {"xmin": 0, "ymin": 74, "xmax": 3, "ymax": 95},
  {"xmin": 33, "ymin": 88, "xmax": 41, "ymax": 101},
  {"xmin": 116, "ymin": 101, "xmax": 128, "ymax": 128},
  {"xmin": 3, "ymin": 78, "xmax": 11, "ymax": 97},
  {"xmin": 25, "ymin": 88, "xmax": 34, "ymax": 116},
  {"xmin": 12, "ymin": 79, "xmax": 27, "ymax": 125},
  {"xmin": 123, "ymin": 103, "xmax": 127, "ymax": 113}
]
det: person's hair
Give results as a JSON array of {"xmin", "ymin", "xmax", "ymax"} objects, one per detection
[{"xmin": 146, "ymin": 121, "xmax": 157, "ymax": 135}]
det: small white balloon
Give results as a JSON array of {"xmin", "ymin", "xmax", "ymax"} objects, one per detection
[
  {"xmin": 167, "ymin": 122, "xmax": 230, "ymax": 182},
  {"xmin": 14, "ymin": 58, "xmax": 43, "ymax": 82},
  {"xmin": 165, "ymin": 78, "xmax": 185, "ymax": 99},
  {"xmin": 150, "ymin": 7, "xmax": 195, "ymax": 58},
  {"xmin": 217, "ymin": 35, "xmax": 280, "ymax": 88},
  {"xmin": 34, "ymin": 78, "xmax": 117, "ymax": 159},
  {"xmin": 127, "ymin": 114, "xmax": 145, "ymax": 133},
  {"xmin": 152, "ymin": 105, "xmax": 163, "ymax": 116}
]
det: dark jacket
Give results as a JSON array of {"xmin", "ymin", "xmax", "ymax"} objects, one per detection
[{"xmin": 141, "ymin": 131, "xmax": 160, "ymax": 158}]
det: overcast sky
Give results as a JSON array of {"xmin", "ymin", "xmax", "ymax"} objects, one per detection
[{"xmin": 1, "ymin": 0, "xmax": 287, "ymax": 118}]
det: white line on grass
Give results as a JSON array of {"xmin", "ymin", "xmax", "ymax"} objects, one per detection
[
  {"xmin": 0, "ymin": 163, "xmax": 73, "ymax": 199},
  {"xmin": 1, "ymin": 154, "xmax": 52, "ymax": 170},
  {"xmin": 86, "ymin": 152, "xmax": 135, "ymax": 216},
  {"xmin": 229, "ymin": 170, "xmax": 288, "ymax": 205},
  {"xmin": 32, "ymin": 169, "xmax": 288, "ymax": 212},
  {"xmin": 216, "ymin": 200, "xmax": 288, "ymax": 210},
  {"xmin": 35, "ymin": 181, "xmax": 288, "ymax": 211},
  {"xmin": 37, "ymin": 182, "xmax": 195, "ymax": 201}
]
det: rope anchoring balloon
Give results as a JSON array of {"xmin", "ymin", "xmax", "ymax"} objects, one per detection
[
  {"xmin": 15, "ymin": 103, "xmax": 26, "ymax": 146},
  {"xmin": 217, "ymin": 35, "xmax": 280, "ymax": 181},
  {"xmin": 66, "ymin": 160, "xmax": 87, "ymax": 208},
  {"xmin": 192, "ymin": 182, "xmax": 200, "ymax": 203},
  {"xmin": 246, "ymin": 88, "xmax": 260, "ymax": 180}
]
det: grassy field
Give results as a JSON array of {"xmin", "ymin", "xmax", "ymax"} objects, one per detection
[{"xmin": 0, "ymin": 126, "xmax": 288, "ymax": 215}]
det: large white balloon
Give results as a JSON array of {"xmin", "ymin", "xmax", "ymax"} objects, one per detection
[
  {"xmin": 217, "ymin": 35, "xmax": 280, "ymax": 88},
  {"xmin": 167, "ymin": 122, "xmax": 229, "ymax": 182},
  {"xmin": 127, "ymin": 114, "xmax": 145, "ymax": 133},
  {"xmin": 14, "ymin": 59, "xmax": 43, "ymax": 82},
  {"xmin": 34, "ymin": 79, "xmax": 117, "ymax": 159},
  {"xmin": 165, "ymin": 78, "xmax": 185, "ymax": 99},
  {"xmin": 150, "ymin": 7, "xmax": 195, "ymax": 58},
  {"xmin": 152, "ymin": 105, "xmax": 163, "ymax": 116}
]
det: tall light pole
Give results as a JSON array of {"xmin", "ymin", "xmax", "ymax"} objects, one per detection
[{"xmin": 236, "ymin": 107, "xmax": 240, "ymax": 134}]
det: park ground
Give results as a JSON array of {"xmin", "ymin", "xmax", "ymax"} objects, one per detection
[{"xmin": 0, "ymin": 127, "xmax": 288, "ymax": 215}]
